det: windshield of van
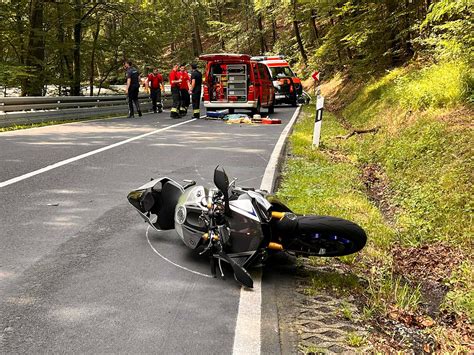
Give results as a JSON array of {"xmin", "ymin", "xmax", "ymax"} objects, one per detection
[{"xmin": 269, "ymin": 66, "xmax": 294, "ymax": 79}]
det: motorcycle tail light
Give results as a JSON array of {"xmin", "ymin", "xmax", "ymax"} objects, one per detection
[{"xmin": 203, "ymin": 85, "xmax": 209, "ymax": 101}]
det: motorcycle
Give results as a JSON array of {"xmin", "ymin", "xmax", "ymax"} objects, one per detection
[{"xmin": 127, "ymin": 166, "xmax": 367, "ymax": 288}]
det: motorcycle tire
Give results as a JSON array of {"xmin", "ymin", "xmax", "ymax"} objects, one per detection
[{"xmin": 278, "ymin": 215, "xmax": 367, "ymax": 257}]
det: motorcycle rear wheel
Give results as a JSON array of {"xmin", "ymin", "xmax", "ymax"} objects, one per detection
[{"xmin": 281, "ymin": 216, "xmax": 367, "ymax": 257}]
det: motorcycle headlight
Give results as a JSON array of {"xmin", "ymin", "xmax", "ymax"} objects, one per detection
[{"xmin": 176, "ymin": 206, "xmax": 187, "ymax": 224}]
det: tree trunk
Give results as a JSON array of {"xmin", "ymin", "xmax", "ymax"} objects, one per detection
[
  {"xmin": 292, "ymin": 0, "xmax": 307, "ymax": 64},
  {"xmin": 89, "ymin": 20, "xmax": 100, "ymax": 96},
  {"xmin": 56, "ymin": 2, "xmax": 67, "ymax": 95},
  {"xmin": 14, "ymin": 2, "xmax": 25, "ymax": 64},
  {"xmin": 217, "ymin": 1, "xmax": 225, "ymax": 50},
  {"xmin": 257, "ymin": 13, "xmax": 267, "ymax": 54},
  {"xmin": 23, "ymin": 0, "xmax": 45, "ymax": 96},
  {"xmin": 330, "ymin": 16, "xmax": 343, "ymax": 67},
  {"xmin": 245, "ymin": 0, "xmax": 251, "ymax": 54},
  {"xmin": 193, "ymin": 17, "xmax": 203, "ymax": 54},
  {"xmin": 72, "ymin": 0, "xmax": 82, "ymax": 96},
  {"xmin": 272, "ymin": 20, "xmax": 277, "ymax": 47},
  {"xmin": 385, "ymin": 0, "xmax": 403, "ymax": 66},
  {"xmin": 309, "ymin": 9, "xmax": 320, "ymax": 46}
]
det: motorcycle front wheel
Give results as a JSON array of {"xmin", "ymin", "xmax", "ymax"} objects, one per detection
[{"xmin": 277, "ymin": 215, "xmax": 367, "ymax": 257}]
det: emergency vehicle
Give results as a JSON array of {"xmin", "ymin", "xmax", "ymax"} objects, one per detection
[
  {"xmin": 199, "ymin": 53, "xmax": 275, "ymax": 115},
  {"xmin": 251, "ymin": 55, "xmax": 302, "ymax": 107}
]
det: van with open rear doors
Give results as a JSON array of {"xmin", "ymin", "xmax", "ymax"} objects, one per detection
[
  {"xmin": 199, "ymin": 53, "xmax": 275, "ymax": 115},
  {"xmin": 251, "ymin": 55, "xmax": 302, "ymax": 107}
]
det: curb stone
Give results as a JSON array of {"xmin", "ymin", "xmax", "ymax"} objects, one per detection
[{"xmin": 279, "ymin": 260, "xmax": 372, "ymax": 354}]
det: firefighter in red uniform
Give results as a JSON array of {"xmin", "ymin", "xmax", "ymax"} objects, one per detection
[
  {"xmin": 179, "ymin": 64, "xmax": 190, "ymax": 116},
  {"xmin": 145, "ymin": 67, "xmax": 164, "ymax": 113},
  {"xmin": 169, "ymin": 64, "xmax": 182, "ymax": 118}
]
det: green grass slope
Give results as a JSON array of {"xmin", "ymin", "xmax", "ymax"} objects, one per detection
[{"xmin": 277, "ymin": 59, "xmax": 473, "ymax": 351}]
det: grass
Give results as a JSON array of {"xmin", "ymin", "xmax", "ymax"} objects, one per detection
[
  {"xmin": 340, "ymin": 301, "xmax": 354, "ymax": 321},
  {"xmin": 346, "ymin": 332, "xmax": 366, "ymax": 348},
  {"xmin": 299, "ymin": 345, "xmax": 326, "ymax": 354},
  {"xmin": 277, "ymin": 58, "xmax": 473, "ymax": 351},
  {"xmin": 366, "ymin": 273, "xmax": 422, "ymax": 314},
  {"xmin": 303, "ymin": 269, "xmax": 363, "ymax": 297}
]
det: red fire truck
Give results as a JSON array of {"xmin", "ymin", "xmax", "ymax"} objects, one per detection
[
  {"xmin": 251, "ymin": 56, "xmax": 302, "ymax": 107},
  {"xmin": 199, "ymin": 53, "xmax": 275, "ymax": 115}
]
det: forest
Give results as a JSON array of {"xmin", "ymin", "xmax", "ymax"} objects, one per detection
[{"xmin": 1, "ymin": 0, "xmax": 471, "ymax": 96}]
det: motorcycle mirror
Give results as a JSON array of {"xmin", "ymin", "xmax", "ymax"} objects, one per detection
[
  {"xmin": 214, "ymin": 166, "xmax": 229, "ymax": 192},
  {"xmin": 214, "ymin": 166, "xmax": 231, "ymax": 216}
]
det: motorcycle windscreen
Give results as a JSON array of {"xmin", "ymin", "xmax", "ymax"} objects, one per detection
[{"xmin": 127, "ymin": 178, "xmax": 183, "ymax": 230}]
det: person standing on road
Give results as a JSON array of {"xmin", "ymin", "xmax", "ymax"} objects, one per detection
[
  {"xmin": 179, "ymin": 64, "xmax": 190, "ymax": 116},
  {"xmin": 190, "ymin": 63, "xmax": 202, "ymax": 119},
  {"xmin": 169, "ymin": 64, "xmax": 182, "ymax": 118},
  {"xmin": 145, "ymin": 67, "xmax": 164, "ymax": 113},
  {"xmin": 124, "ymin": 61, "xmax": 142, "ymax": 118}
]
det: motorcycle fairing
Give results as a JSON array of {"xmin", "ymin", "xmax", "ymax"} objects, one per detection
[
  {"xmin": 127, "ymin": 177, "xmax": 184, "ymax": 231},
  {"xmin": 229, "ymin": 199, "xmax": 260, "ymax": 222}
]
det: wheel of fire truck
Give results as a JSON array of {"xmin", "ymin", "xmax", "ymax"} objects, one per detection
[
  {"xmin": 251, "ymin": 100, "xmax": 261, "ymax": 115},
  {"xmin": 290, "ymin": 93, "xmax": 298, "ymax": 107},
  {"xmin": 268, "ymin": 94, "xmax": 275, "ymax": 114}
]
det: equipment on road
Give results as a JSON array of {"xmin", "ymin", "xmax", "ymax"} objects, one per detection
[{"xmin": 128, "ymin": 166, "xmax": 367, "ymax": 288}]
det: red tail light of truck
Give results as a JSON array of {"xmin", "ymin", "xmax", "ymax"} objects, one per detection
[{"xmin": 248, "ymin": 85, "xmax": 255, "ymax": 101}]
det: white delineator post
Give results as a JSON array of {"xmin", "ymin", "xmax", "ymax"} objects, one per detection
[
  {"xmin": 311, "ymin": 71, "xmax": 324, "ymax": 147},
  {"xmin": 313, "ymin": 95, "xmax": 324, "ymax": 147}
]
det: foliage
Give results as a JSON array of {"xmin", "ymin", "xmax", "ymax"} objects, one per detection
[
  {"xmin": 0, "ymin": 0, "xmax": 471, "ymax": 95},
  {"xmin": 420, "ymin": 0, "xmax": 474, "ymax": 61}
]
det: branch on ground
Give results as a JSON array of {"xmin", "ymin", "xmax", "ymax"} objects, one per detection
[{"xmin": 336, "ymin": 126, "xmax": 380, "ymax": 139}]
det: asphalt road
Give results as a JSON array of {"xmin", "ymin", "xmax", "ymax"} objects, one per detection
[{"xmin": 0, "ymin": 106, "xmax": 298, "ymax": 354}]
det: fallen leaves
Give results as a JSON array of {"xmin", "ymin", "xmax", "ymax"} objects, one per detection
[{"xmin": 388, "ymin": 306, "xmax": 436, "ymax": 329}]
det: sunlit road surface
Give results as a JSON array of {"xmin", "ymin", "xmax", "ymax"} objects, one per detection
[{"xmin": 0, "ymin": 106, "xmax": 297, "ymax": 354}]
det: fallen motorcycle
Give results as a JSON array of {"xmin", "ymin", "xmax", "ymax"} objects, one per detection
[{"xmin": 128, "ymin": 166, "xmax": 367, "ymax": 288}]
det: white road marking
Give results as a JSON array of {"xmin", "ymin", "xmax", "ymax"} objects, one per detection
[
  {"xmin": 0, "ymin": 119, "xmax": 196, "ymax": 188},
  {"xmin": 232, "ymin": 106, "xmax": 301, "ymax": 355}
]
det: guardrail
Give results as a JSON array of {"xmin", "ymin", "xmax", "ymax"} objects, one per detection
[{"xmin": 0, "ymin": 91, "xmax": 172, "ymax": 128}]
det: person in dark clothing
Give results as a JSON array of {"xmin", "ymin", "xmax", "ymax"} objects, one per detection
[
  {"xmin": 145, "ymin": 67, "xmax": 164, "ymax": 113},
  {"xmin": 124, "ymin": 61, "xmax": 142, "ymax": 118},
  {"xmin": 190, "ymin": 63, "xmax": 202, "ymax": 119},
  {"xmin": 169, "ymin": 64, "xmax": 181, "ymax": 118}
]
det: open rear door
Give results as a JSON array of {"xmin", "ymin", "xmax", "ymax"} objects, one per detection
[{"xmin": 199, "ymin": 54, "xmax": 250, "ymax": 103}]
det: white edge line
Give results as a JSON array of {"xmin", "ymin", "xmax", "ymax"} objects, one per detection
[
  {"xmin": 232, "ymin": 106, "xmax": 301, "ymax": 355},
  {"xmin": 0, "ymin": 119, "xmax": 196, "ymax": 188}
]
